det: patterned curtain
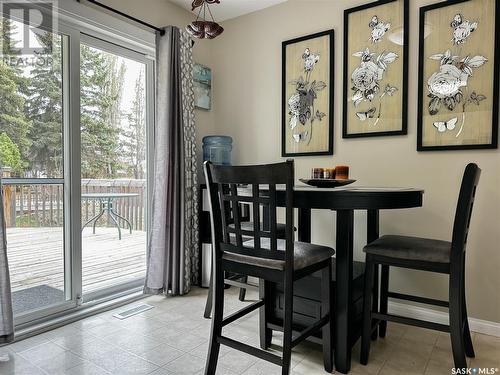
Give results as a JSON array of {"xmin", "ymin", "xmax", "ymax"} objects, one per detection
[
  {"xmin": 144, "ymin": 26, "xmax": 199, "ymax": 296},
  {"xmin": 179, "ymin": 31, "xmax": 200, "ymax": 289}
]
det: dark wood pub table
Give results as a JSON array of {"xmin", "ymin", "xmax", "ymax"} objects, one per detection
[{"xmin": 255, "ymin": 185, "xmax": 424, "ymax": 373}]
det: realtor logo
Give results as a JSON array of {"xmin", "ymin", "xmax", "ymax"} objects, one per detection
[
  {"xmin": 452, "ymin": 368, "xmax": 499, "ymax": 375},
  {"xmin": 0, "ymin": 0, "xmax": 57, "ymax": 57}
]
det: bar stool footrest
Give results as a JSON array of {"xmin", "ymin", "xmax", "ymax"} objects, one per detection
[
  {"xmin": 222, "ymin": 300, "xmax": 265, "ymax": 327},
  {"xmin": 372, "ymin": 312, "xmax": 450, "ymax": 333},
  {"xmin": 224, "ymin": 278, "xmax": 259, "ymax": 291},
  {"xmin": 218, "ymin": 336, "xmax": 282, "ymax": 366},
  {"xmin": 291, "ymin": 314, "xmax": 329, "ymax": 348},
  {"xmin": 387, "ymin": 292, "xmax": 449, "ymax": 308}
]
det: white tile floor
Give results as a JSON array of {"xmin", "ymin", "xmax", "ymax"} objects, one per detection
[{"xmin": 1, "ymin": 287, "xmax": 499, "ymax": 375}]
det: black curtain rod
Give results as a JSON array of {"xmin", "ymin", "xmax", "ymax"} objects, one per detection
[{"xmin": 76, "ymin": 0, "xmax": 166, "ymax": 35}]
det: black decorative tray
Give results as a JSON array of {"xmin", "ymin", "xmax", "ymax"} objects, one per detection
[{"xmin": 299, "ymin": 178, "xmax": 356, "ymax": 188}]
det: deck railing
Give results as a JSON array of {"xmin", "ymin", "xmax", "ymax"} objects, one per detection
[{"xmin": 1, "ymin": 177, "xmax": 146, "ymax": 231}]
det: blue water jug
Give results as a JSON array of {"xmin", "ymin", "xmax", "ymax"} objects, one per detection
[{"xmin": 203, "ymin": 136, "xmax": 233, "ymax": 166}]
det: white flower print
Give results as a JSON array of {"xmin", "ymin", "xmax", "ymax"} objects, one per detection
[
  {"xmin": 347, "ymin": 11, "xmax": 404, "ymax": 129},
  {"xmin": 302, "ymin": 48, "xmax": 320, "ymax": 72},
  {"xmin": 351, "ymin": 48, "xmax": 398, "ymax": 107},
  {"xmin": 427, "ymin": 64, "xmax": 468, "ymax": 100},
  {"xmin": 450, "ymin": 14, "xmax": 477, "ymax": 45},
  {"xmin": 427, "ymin": 14, "xmax": 487, "ymax": 137},
  {"xmin": 287, "ymin": 48, "xmax": 327, "ymax": 144},
  {"xmin": 369, "ymin": 15, "xmax": 391, "ymax": 43},
  {"xmin": 351, "ymin": 61, "xmax": 381, "ymax": 104},
  {"xmin": 349, "ymin": 15, "xmax": 399, "ymax": 127},
  {"xmin": 426, "ymin": 49, "xmax": 487, "ymax": 116}
]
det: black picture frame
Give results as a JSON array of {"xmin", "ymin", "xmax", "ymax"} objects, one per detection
[
  {"xmin": 282, "ymin": 30, "xmax": 334, "ymax": 157},
  {"xmin": 417, "ymin": 0, "xmax": 499, "ymax": 151},
  {"xmin": 342, "ymin": 0, "xmax": 409, "ymax": 139}
]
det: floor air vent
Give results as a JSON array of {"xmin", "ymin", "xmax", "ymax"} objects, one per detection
[{"xmin": 113, "ymin": 304, "xmax": 154, "ymax": 320}]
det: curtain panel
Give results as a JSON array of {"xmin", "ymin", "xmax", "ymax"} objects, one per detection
[
  {"xmin": 144, "ymin": 26, "xmax": 199, "ymax": 296},
  {"xmin": 0, "ymin": 176, "xmax": 14, "ymax": 344}
]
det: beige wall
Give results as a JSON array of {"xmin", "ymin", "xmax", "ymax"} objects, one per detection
[
  {"xmin": 101, "ymin": 0, "xmax": 216, "ymax": 170},
  {"xmin": 208, "ymin": 0, "xmax": 500, "ymax": 323}
]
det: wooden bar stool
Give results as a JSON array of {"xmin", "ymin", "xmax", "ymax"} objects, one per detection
[
  {"xmin": 203, "ymin": 219, "xmax": 289, "ymax": 318},
  {"xmin": 360, "ymin": 163, "xmax": 480, "ymax": 370},
  {"xmin": 203, "ymin": 160, "xmax": 335, "ymax": 375}
]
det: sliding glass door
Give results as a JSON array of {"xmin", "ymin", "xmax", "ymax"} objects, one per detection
[
  {"xmin": 80, "ymin": 36, "xmax": 150, "ymax": 301},
  {"xmin": 0, "ymin": 9, "xmax": 153, "ymax": 325},
  {"xmin": 0, "ymin": 17, "xmax": 78, "ymax": 321}
]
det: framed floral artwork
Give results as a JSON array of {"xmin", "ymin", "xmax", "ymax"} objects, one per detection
[
  {"xmin": 343, "ymin": 0, "xmax": 409, "ymax": 138},
  {"xmin": 417, "ymin": 0, "xmax": 499, "ymax": 151},
  {"xmin": 282, "ymin": 30, "xmax": 334, "ymax": 157}
]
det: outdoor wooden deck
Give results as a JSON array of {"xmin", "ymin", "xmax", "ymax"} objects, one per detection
[{"xmin": 6, "ymin": 227, "xmax": 147, "ymax": 295}]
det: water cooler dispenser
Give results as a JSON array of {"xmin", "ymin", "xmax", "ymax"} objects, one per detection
[{"xmin": 200, "ymin": 136, "xmax": 233, "ymax": 287}]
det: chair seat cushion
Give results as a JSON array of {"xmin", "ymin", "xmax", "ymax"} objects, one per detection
[
  {"xmin": 363, "ymin": 235, "xmax": 451, "ymax": 264},
  {"xmin": 223, "ymin": 238, "xmax": 335, "ymax": 271},
  {"xmin": 229, "ymin": 222, "xmax": 288, "ymax": 239}
]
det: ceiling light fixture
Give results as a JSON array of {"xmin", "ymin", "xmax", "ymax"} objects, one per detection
[{"xmin": 186, "ymin": 0, "xmax": 224, "ymax": 39}]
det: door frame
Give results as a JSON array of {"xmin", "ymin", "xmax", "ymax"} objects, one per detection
[
  {"xmin": 10, "ymin": 21, "xmax": 82, "ymax": 326},
  {"xmin": 4, "ymin": 16, "xmax": 155, "ymax": 327}
]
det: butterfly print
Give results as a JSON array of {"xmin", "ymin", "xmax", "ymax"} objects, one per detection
[
  {"xmin": 293, "ymin": 131, "xmax": 309, "ymax": 143},
  {"xmin": 433, "ymin": 117, "xmax": 458, "ymax": 133},
  {"xmin": 356, "ymin": 107, "xmax": 377, "ymax": 121}
]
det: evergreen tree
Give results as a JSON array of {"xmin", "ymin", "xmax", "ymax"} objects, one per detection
[
  {"xmin": 0, "ymin": 19, "xmax": 31, "ymax": 173},
  {"xmin": 121, "ymin": 70, "xmax": 146, "ymax": 179},
  {"xmin": 0, "ymin": 61, "xmax": 30, "ymax": 164},
  {"xmin": 109, "ymin": 58, "xmax": 126, "ymax": 133},
  {"xmin": 1, "ymin": 18, "xmax": 29, "ymax": 91},
  {"xmin": 25, "ymin": 31, "xmax": 63, "ymax": 177},
  {"xmin": 80, "ymin": 44, "xmax": 125, "ymax": 178}
]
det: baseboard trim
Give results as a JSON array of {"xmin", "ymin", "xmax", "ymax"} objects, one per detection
[{"xmin": 388, "ymin": 300, "xmax": 500, "ymax": 338}]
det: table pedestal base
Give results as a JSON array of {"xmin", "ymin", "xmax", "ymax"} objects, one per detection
[{"xmin": 81, "ymin": 199, "xmax": 133, "ymax": 240}]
